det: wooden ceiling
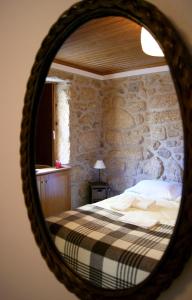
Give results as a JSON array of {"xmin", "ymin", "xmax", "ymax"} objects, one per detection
[{"xmin": 54, "ymin": 16, "xmax": 166, "ymax": 76}]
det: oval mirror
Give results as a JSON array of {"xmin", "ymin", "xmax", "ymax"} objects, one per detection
[
  {"xmin": 20, "ymin": 1, "xmax": 192, "ymax": 299},
  {"xmin": 36, "ymin": 15, "xmax": 184, "ymax": 289}
]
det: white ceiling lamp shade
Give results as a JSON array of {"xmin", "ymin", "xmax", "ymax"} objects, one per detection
[{"xmin": 141, "ymin": 27, "xmax": 164, "ymax": 57}]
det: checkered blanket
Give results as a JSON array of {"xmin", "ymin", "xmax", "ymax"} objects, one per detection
[{"xmin": 46, "ymin": 205, "xmax": 173, "ymax": 289}]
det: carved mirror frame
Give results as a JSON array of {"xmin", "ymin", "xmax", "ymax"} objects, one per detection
[{"xmin": 20, "ymin": 0, "xmax": 192, "ymax": 299}]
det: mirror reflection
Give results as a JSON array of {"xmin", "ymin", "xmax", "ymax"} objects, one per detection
[{"xmin": 35, "ymin": 17, "xmax": 183, "ymax": 289}]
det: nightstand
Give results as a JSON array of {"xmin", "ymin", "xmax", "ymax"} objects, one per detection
[{"xmin": 90, "ymin": 182, "xmax": 110, "ymax": 203}]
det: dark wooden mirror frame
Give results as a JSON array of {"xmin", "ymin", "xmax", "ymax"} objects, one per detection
[{"xmin": 20, "ymin": 0, "xmax": 192, "ymax": 299}]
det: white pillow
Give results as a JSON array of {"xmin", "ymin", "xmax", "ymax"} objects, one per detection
[{"xmin": 124, "ymin": 180, "xmax": 182, "ymax": 201}]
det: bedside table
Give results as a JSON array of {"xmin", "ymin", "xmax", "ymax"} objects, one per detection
[{"xmin": 90, "ymin": 182, "xmax": 110, "ymax": 203}]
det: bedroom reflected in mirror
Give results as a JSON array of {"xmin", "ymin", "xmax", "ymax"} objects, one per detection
[{"xmin": 34, "ymin": 16, "xmax": 183, "ymax": 289}]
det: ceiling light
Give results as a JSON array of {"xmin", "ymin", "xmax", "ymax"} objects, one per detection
[
  {"xmin": 141, "ymin": 27, "xmax": 164, "ymax": 57},
  {"xmin": 45, "ymin": 76, "xmax": 67, "ymax": 83}
]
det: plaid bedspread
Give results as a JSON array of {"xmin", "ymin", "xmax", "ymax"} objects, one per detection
[{"xmin": 46, "ymin": 205, "xmax": 173, "ymax": 289}]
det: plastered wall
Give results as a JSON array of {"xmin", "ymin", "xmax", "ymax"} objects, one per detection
[{"xmin": 1, "ymin": 1, "xmax": 192, "ymax": 300}]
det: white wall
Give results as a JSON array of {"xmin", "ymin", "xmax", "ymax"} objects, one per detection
[{"xmin": 0, "ymin": 1, "xmax": 192, "ymax": 300}]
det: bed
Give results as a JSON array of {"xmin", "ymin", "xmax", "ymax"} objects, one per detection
[{"xmin": 46, "ymin": 180, "xmax": 181, "ymax": 289}]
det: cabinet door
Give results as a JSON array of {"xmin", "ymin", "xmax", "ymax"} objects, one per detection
[
  {"xmin": 36, "ymin": 175, "xmax": 49, "ymax": 217},
  {"xmin": 36, "ymin": 176, "xmax": 41, "ymax": 195},
  {"xmin": 44, "ymin": 171, "xmax": 71, "ymax": 216}
]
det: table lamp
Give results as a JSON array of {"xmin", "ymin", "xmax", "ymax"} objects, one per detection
[{"xmin": 94, "ymin": 160, "xmax": 106, "ymax": 182}]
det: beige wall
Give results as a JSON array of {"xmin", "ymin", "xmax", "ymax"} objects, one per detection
[{"xmin": 1, "ymin": 1, "xmax": 192, "ymax": 300}]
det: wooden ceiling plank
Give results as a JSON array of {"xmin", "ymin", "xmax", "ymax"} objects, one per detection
[{"xmin": 55, "ymin": 16, "xmax": 166, "ymax": 76}]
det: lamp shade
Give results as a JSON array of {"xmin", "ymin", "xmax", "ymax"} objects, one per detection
[
  {"xmin": 141, "ymin": 27, "xmax": 164, "ymax": 57},
  {"xmin": 94, "ymin": 160, "xmax": 106, "ymax": 169}
]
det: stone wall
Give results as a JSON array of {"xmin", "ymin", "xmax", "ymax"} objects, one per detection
[
  {"xmin": 101, "ymin": 72, "xmax": 183, "ymax": 195},
  {"xmin": 53, "ymin": 72, "xmax": 102, "ymax": 208},
  {"xmin": 69, "ymin": 75, "xmax": 102, "ymax": 207},
  {"xmin": 52, "ymin": 69, "xmax": 183, "ymax": 205}
]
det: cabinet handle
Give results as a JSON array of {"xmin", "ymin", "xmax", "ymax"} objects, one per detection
[{"xmin": 41, "ymin": 180, "xmax": 48, "ymax": 184}]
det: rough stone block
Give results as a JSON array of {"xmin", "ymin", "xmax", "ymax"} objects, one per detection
[
  {"xmin": 108, "ymin": 148, "xmax": 143, "ymax": 160},
  {"xmin": 149, "ymin": 94, "xmax": 178, "ymax": 109},
  {"xmin": 80, "ymin": 131, "xmax": 100, "ymax": 151},
  {"xmin": 147, "ymin": 110, "xmax": 180, "ymax": 124},
  {"xmin": 135, "ymin": 114, "xmax": 145, "ymax": 125},
  {"xmin": 151, "ymin": 126, "xmax": 166, "ymax": 140},
  {"xmin": 166, "ymin": 140, "xmax": 180, "ymax": 147},
  {"xmin": 105, "ymin": 130, "xmax": 143, "ymax": 146},
  {"xmin": 106, "ymin": 158, "xmax": 126, "ymax": 174},
  {"xmin": 79, "ymin": 113, "xmax": 100, "ymax": 128},
  {"xmin": 157, "ymin": 147, "xmax": 171, "ymax": 159},
  {"xmin": 105, "ymin": 108, "xmax": 135, "ymax": 130},
  {"xmin": 80, "ymin": 87, "xmax": 97, "ymax": 100},
  {"xmin": 167, "ymin": 123, "xmax": 183, "ymax": 137},
  {"xmin": 71, "ymin": 165, "xmax": 85, "ymax": 182},
  {"xmin": 139, "ymin": 157, "xmax": 164, "ymax": 179},
  {"xmin": 143, "ymin": 149, "xmax": 154, "ymax": 159},
  {"xmin": 127, "ymin": 101, "xmax": 146, "ymax": 113},
  {"xmin": 108, "ymin": 176, "xmax": 135, "ymax": 194},
  {"xmin": 173, "ymin": 146, "xmax": 184, "ymax": 154},
  {"xmin": 164, "ymin": 158, "xmax": 183, "ymax": 182},
  {"xmin": 153, "ymin": 141, "xmax": 161, "ymax": 150}
]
